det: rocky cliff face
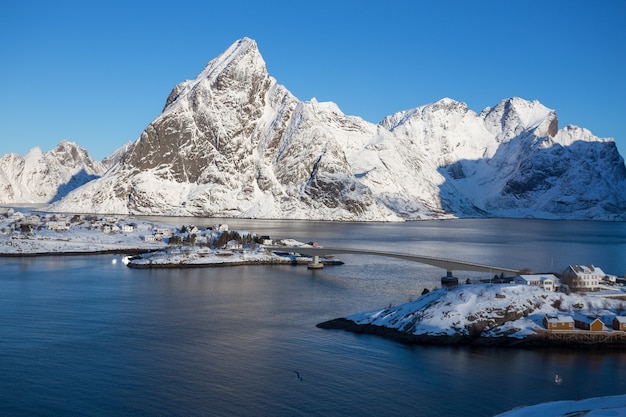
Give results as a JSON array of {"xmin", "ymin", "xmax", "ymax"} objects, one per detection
[
  {"xmin": 46, "ymin": 38, "xmax": 626, "ymax": 220},
  {"xmin": 0, "ymin": 140, "xmax": 116, "ymax": 204}
]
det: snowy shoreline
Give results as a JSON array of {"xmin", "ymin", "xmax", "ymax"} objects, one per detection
[
  {"xmin": 125, "ymin": 252, "xmax": 342, "ymax": 269},
  {"xmin": 317, "ymin": 283, "xmax": 626, "ymax": 348},
  {"xmin": 0, "ymin": 209, "xmax": 337, "ymax": 268},
  {"xmin": 495, "ymin": 394, "xmax": 626, "ymax": 417},
  {"xmin": 316, "ymin": 317, "xmax": 626, "ymax": 348},
  {"xmin": 0, "ymin": 248, "xmax": 153, "ymax": 257}
]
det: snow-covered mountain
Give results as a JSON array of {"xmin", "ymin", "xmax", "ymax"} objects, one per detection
[
  {"xmin": 0, "ymin": 140, "xmax": 119, "ymax": 204},
  {"xmin": 46, "ymin": 37, "xmax": 626, "ymax": 220}
]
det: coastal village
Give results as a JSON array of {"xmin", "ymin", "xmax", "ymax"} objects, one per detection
[
  {"xmin": 2, "ymin": 207, "xmax": 626, "ymax": 344},
  {"xmin": 0, "ymin": 207, "xmax": 330, "ymax": 266}
]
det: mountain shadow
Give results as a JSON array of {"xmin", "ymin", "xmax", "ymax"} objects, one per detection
[
  {"xmin": 49, "ymin": 169, "xmax": 100, "ymax": 203},
  {"xmin": 436, "ymin": 138, "xmax": 626, "ymax": 220}
]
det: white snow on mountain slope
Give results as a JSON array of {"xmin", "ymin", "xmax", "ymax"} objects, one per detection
[
  {"xmin": 0, "ymin": 140, "xmax": 112, "ymax": 204},
  {"xmin": 43, "ymin": 38, "xmax": 626, "ymax": 221}
]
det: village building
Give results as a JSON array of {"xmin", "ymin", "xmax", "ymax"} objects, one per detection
[
  {"xmin": 195, "ymin": 235, "xmax": 208, "ymax": 245},
  {"xmin": 560, "ymin": 265, "xmax": 606, "ymax": 292},
  {"xmin": 0, "ymin": 207, "xmax": 14, "ymax": 217},
  {"xmin": 155, "ymin": 228, "xmax": 171, "ymax": 237},
  {"xmin": 121, "ymin": 224, "xmax": 134, "ymax": 233},
  {"xmin": 543, "ymin": 314, "xmax": 575, "ymax": 330},
  {"xmin": 12, "ymin": 211, "xmax": 26, "ymax": 221},
  {"xmin": 144, "ymin": 235, "xmax": 157, "ymax": 242},
  {"xmin": 47, "ymin": 221, "xmax": 70, "ymax": 231},
  {"xmin": 25, "ymin": 215, "xmax": 41, "ymax": 224},
  {"xmin": 613, "ymin": 316, "xmax": 626, "ymax": 331},
  {"xmin": 574, "ymin": 315, "xmax": 606, "ymax": 331},
  {"xmin": 514, "ymin": 274, "xmax": 560, "ymax": 292},
  {"xmin": 225, "ymin": 239, "xmax": 243, "ymax": 251}
]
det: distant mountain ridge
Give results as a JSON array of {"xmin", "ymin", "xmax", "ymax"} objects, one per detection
[
  {"xmin": 0, "ymin": 140, "xmax": 123, "ymax": 204},
  {"xmin": 8, "ymin": 37, "xmax": 626, "ymax": 220}
]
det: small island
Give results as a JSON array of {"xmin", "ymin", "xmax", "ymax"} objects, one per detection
[{"xmin": 318, "ymin": 281, "xmax": 626, "ymax": 348}]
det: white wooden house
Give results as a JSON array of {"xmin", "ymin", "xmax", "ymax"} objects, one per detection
[
  {"xmin": 26, "ymin": 215, "xmax": 41, "ymax": 224},
  {"xmin": 225, "ymin": 240, "xmax": 242, "ymax": 251},
  {"xmin": 47, "ymin": 221, "xmax": 70, "ymax": 231},
  {"xmin": 513, "ymin": 274, "xmax": 560, "ymax": 292},
  {"xmin": 12, "ymin": 211, "xmax": 25, "ymax": 220},
  {"xmin": 213, "ymin": 224, "xmax": 228, "ymax": 232},
  {"xmin": 560, "ymin": 265, "xmax": 606, "ymax": 292},
  {"xmin": 155, "ymin": 228, "xmax": 171, "ymax": 237},
  {"xmin": 0, "ymin": 207, "xmax": 14, "ymax": 216}
]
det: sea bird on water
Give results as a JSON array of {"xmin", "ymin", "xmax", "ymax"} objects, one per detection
[{"xmin": 293, "ymin": 371, "xmax": 303, "ymax": 381}]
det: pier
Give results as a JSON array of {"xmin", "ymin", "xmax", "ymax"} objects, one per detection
[{"xmin": 533, "ymin": 328, "xmax": 626, "ymax": 344}]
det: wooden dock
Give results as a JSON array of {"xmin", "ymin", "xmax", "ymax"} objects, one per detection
[{"xmin": 534, "ymin": 328, "xmax": 626, "ymax": 344}]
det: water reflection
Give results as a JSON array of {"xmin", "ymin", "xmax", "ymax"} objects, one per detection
[{"xmin": 1, "ymin": 219, "xmax": 625, "ymax": 416}]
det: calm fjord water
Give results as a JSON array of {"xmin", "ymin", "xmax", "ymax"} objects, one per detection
[{"xmin": 1, "ymin": 219, "xmax": 625, "ymax": 416}]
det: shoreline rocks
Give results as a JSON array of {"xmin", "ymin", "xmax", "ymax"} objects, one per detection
[{"xmin": 316, "ymin": 318, "xmax": 626, "ymax": 349}]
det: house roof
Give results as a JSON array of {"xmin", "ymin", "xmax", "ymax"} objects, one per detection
[
  {"xmin": 572, "ymin": 313, "xmax": 605, "ymax": 324},
  {"xmin": 516, "ymin": 274, "xmax": 559, "ymax": 282},
  {"xmin": 566, "ymin": 265, "xmax": 606, "ymax": 276},
  {"xmin": 545, "ymin": 315, "xmax": 574, "ymax": 323}
]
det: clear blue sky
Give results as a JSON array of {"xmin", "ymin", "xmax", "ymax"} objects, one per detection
[{"xmin": 1, "ymin": 0, "xmax": 625, "ymax": 160}]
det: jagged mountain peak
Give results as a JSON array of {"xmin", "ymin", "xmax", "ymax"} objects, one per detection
[
  {"xmin": 0, "ymin": 141, "xmax": 112, "ymax": 204},
  {"xmin": 195, "ymin": 37, "xmax": 260, "ymax": 80},
  {"xmin": 48, "ymin": 140, "xmax": 94, "ymax": 167},
  {"xmin": 24, "ymin": 146, "xmax": 45, "ymax": 159},
  {"xmin": 482, "ymin": 97, "xmax": 555, "ymax": 142},
  {"xmin": 163, "ymin": 37, "xmax": 267, "ymax": 113},
  {"xmin": 379, "ymin": 98, "xmax": 470, "ymax": 132},
  {"xmin": 43, "ymin": 38, "xmax": 626, "ymax": 221}
]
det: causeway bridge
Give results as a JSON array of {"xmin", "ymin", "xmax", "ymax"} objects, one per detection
[{"xmin": 268, "ymin": 246, "xmax": 522, "ymax": 276}]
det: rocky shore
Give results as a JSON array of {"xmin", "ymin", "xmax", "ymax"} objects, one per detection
[
  {"xmin": 316, "ymin": 283, "xmax": 626, "ymax": 349},
  {"xmin": 316, "ymin": 318, "xmax": 626, "ymax": 348}
]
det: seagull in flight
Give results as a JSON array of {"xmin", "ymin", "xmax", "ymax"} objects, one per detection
[{"xmin": 293, "ymin": 371, "xmax": 303, "ymax": 381}]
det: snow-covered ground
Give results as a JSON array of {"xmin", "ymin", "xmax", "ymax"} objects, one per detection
[
  {"xmin": 126, "ymin": 243, "xmax": 326, "ymax": 267},
  {"xmin": 0, "ymin": 210, "xmax": 169, "ymax": 254},
  {"xmin": 346, "ymin": 283, "xmax": 626, "ymax": 340},
  {"xmin": 0, "ymin": 208, "xmax": 327, "ymax": 268},
  {"xmin": 496, "ymin": 394, "xmax": 626, "ymax": 417}
]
